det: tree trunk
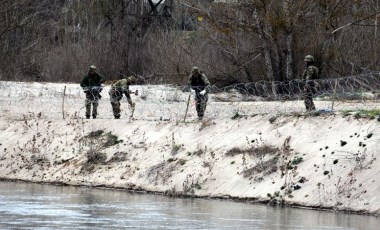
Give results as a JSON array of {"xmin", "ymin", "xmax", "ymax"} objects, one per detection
[
  {"xmin": 285, "ymin": 32, "xmax": 294, "ymax": 80},
  {"xmin": 252, "ymin": 9, "xmax": 274, "ymax": 81},
  {"xmin": 283, "ymin": 0, "xmax": 294, "ymax": 80}
]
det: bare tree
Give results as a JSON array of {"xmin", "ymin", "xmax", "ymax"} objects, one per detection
[{"xmin": 0, "ymin": 0, "xmax": 379, "ymax": 85}]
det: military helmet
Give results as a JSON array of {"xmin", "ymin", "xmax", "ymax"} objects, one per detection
[
  {"xmin": 192, "ymin": 66, "xmax": 199, "ymax": 73},
  {"xmin": 304, "ymin": 55, "xmax": 314, "ymax": 62},
  {"xmin": 89, "ymin": 64, "xmax": 96, "ymax": 70},
  {"xmin": 127, "ymin": 76, "xmax": 136, "ymax": 83}
]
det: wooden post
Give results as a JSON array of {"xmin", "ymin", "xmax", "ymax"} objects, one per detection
[
  {"xmin": 331, "ymin": 79, "xmax": 337, "ymax": 111},
  {"xmin": 62, "ymin": 86, "xmax": 66, "ymax": 119},
  {"xmin": 183, "ymin": 93, "xmax": 191, "ymax": 122}
]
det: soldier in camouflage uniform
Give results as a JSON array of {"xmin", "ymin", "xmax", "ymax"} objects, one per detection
[
  {"xmin": 302, "ymin": 55, "xmax": 319, "ymax": 111},
  {"xmin": 188, "ymin": 66, "xmax": 211, "ymax": 120},
  {"xmin": 80, "ymin": 65, "xmax": 105, "ymax": 119},
  {"xmin": 109, "ymin": 76, "xmax": 136, "ymax": 119}
]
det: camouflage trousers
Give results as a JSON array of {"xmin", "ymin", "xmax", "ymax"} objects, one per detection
[
  {"xmin": 303, "ymin": 84, "xmax": 316, "ymax": 111},
  {"xmin": 85, "ymin": 92, "xmax": 99, "ymax": 118},
  {"xmin": 109, "ymin": 90, "xmax": 132, "ymax": 118},
  {"xmin": 195, "ymin": 93, "xmax": 208, "ymax": 119}
]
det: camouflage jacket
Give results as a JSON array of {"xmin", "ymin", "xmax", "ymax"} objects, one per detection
[
  {"xmin": 302, "ymin": 65, "xmax": 319, "ymax": 81},
  {"xmin": 80, "ymin": 72, "xmax": 105, "ymax": 88},
  {"xmin": 111, "ymin": 79, "xmax": 130, "ymax": 92},
  {"xmin": 109, "ymin": 79, "xmax": 132, "ymax": 100},
  {"xmin": 188, "ymin": 73, "xmax": 210, "ymax": 92}
]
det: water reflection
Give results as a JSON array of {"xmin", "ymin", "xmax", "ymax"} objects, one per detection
[{"xmin": 0, "ymin": 181, "xmax": 378, "ymax": 229}]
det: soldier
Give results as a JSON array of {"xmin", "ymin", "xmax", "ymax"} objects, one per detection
[
  {"xmin": 188, "ymin": 66, "xmax": 211, "ymax": 120},
  {"xmin": 302, "ymin": 55, "xmax": 319, "ymax": 111},
  {"xmin": 109, "ymin": 76, "xmax": 136, "ymax": 119},
  {"xmin": 80, "ymin": 65, "xmax": 105, "ymax": 119}
]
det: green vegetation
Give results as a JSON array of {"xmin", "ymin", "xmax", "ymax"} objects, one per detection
[
  {"xmin": 171, "ymin": 144, "xmax": 181, "ymax": 155},
  {"xmin": 342, "ymin": 109, "xmax": 380, "ymax": 119},
  {"xmin": 291, "ymin": 156, "xmax": 303, "ymax": 165},
  {"xmin": 231, "ymin": 111, "xmax": 242, "ymax": 120},
  {"xmin": 179, "ymin": 159, "xmax": 187, "ymax": 166},
  {"xmin": 167, "ymin": 158, "xmax": 176, "ymax": 163}
]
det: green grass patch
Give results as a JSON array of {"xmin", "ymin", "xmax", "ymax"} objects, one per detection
[
  {"xmin": 342, "ymin": 109, "xmax": 380, "ymax": 119},
  {"xmin": 291, "ymin": 156, "xmax": 303, "ymax": 165},
  {"xmin": 231, "ymin": 111, "xmax": 242, "ymax": 120}
]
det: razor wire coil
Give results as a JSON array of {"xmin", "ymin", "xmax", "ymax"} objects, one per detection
[{"xmin": 0, "ymin": 73, "xmax": 379, "ymax": 121}]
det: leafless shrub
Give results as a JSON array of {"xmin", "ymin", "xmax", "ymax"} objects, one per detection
[
  {"xmin": 182, "ymin": 174, "xmax": 202, "ymax": 196},
  {"xmin": 147, "ymin": 162, "xmax": 166, "ymax": 177},
  {"xmin": 171, "ymin": 144, "xmax": 181, "ymax": 155},
  {"xmin": 225, "ymin": 147, "xmax": 247, "ymax": 156},
  {"xmin": 31, "ymin": 154, "xmax": 50, "ymax": 166},
  {"xmin": 103, "ymin": 132, "xmax": 123, "ymax": 148},
  {"xmin": 202, "ymin": 161, "xmax": 211, "ymax": 168},
  {"xmin": 86, "ymin": 130, "xmax": 104, "ymax": 138},
  {"xmin": 225, "ymin": 145, "xmax": 278, "ymax": 157},
  {"xmin": 80, "ymin": 130, "xmax": 122, "ymax": 151},
  {"xmin": 1, "ymin": 0, "xmax": 380, "ymax": 85},
  {"xmin": 108, "ymin": 151, "xmax": 128, "ymax": 163},
  {"xmin": 147, "ymin": 162, "xmax": 174, "ymax": 184},
  {"xmin": 347, "ymin": 150, "xmax": 376, "ymax": 171},
  {"xmin": 242, "ymin": 156, "xmax": 279, "ymax": 178},
  {"xmin": 202, "ymin": 161, "xmax": 213, "ymax": 173},
  {"xmin": 193, "ymin": 149, "xmax": 204, "ymax": 156},
  {"xmin": 85, "ymin": 149, "xmax": 106, "ymax": 165}
]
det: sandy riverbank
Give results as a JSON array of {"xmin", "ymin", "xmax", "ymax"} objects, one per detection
[{"xmin": 0, "ymin": 81, "xmax": 379, "ymax": 216}]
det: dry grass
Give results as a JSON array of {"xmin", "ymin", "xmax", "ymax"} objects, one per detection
[
  {"xmin": 225, "ymin": 145, "xmax": 278, "ymax": 157},
  {"xmin": 242, "ymin": 156, "xmax": 279, "ymax": 178},
  {"xmin": 85, "ymin": 149, "xmax": 106, "ymax": 164},
  {"xmin": 108, "ymin": 151, "xmax": 128, "ymax": 163},
  {"xmin": 31, "ymin": 154, "xmax": 50, "ymax": 166}
]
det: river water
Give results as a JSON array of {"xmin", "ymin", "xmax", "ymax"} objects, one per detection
[{"xmin": 0, "ymin": 181, "xmax": 378, "ymax": 229}]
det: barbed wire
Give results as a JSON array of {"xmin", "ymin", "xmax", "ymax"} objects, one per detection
[{"xmin": 0, "ymin": 73, "xmax": 379, "ymax": 121}]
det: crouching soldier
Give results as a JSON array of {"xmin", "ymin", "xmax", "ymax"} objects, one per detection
[
  {"xmin": 109, "ymin": 76, "xmax": 136, "ymax": 119},
  {"xmin": 80, "ymin": 65, "xmax": 105, "ymax": 119},
  {"xmin": 188, "ymin": 66, "xmax": 210, "ymax": 120}
]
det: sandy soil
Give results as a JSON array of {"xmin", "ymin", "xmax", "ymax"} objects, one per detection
[{"xmin": 0, "ymin": 81, "xmax": 379, "ymax": 216}]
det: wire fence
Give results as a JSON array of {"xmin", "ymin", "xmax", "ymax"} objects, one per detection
[{"xmin": 0, "ymin": 73, "xmax": 379, "ymax": 121}]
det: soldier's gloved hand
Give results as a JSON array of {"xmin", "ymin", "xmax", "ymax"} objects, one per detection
[
  {"xmin": 200, "ymin": 90, "xmax": 206, "ymax": 96},
  {"xmin": 130, "ymin": 102, "xmax": 136, "ymax": 108}
]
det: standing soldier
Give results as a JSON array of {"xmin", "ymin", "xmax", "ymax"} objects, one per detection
[
  {"xmin": 188, "ymin": 66, "xmax": 211, "ymax": 120},
  {"xmin": 302, "ymin": 55, "xmax": 319, "ymax": 111},
  {"xmin": 80, "ymin": 65, "xmax": 105, "ymax": 119},
  {"xmin": 109, "ymin": 76, "xmax": 136, "ymax": 119}
]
